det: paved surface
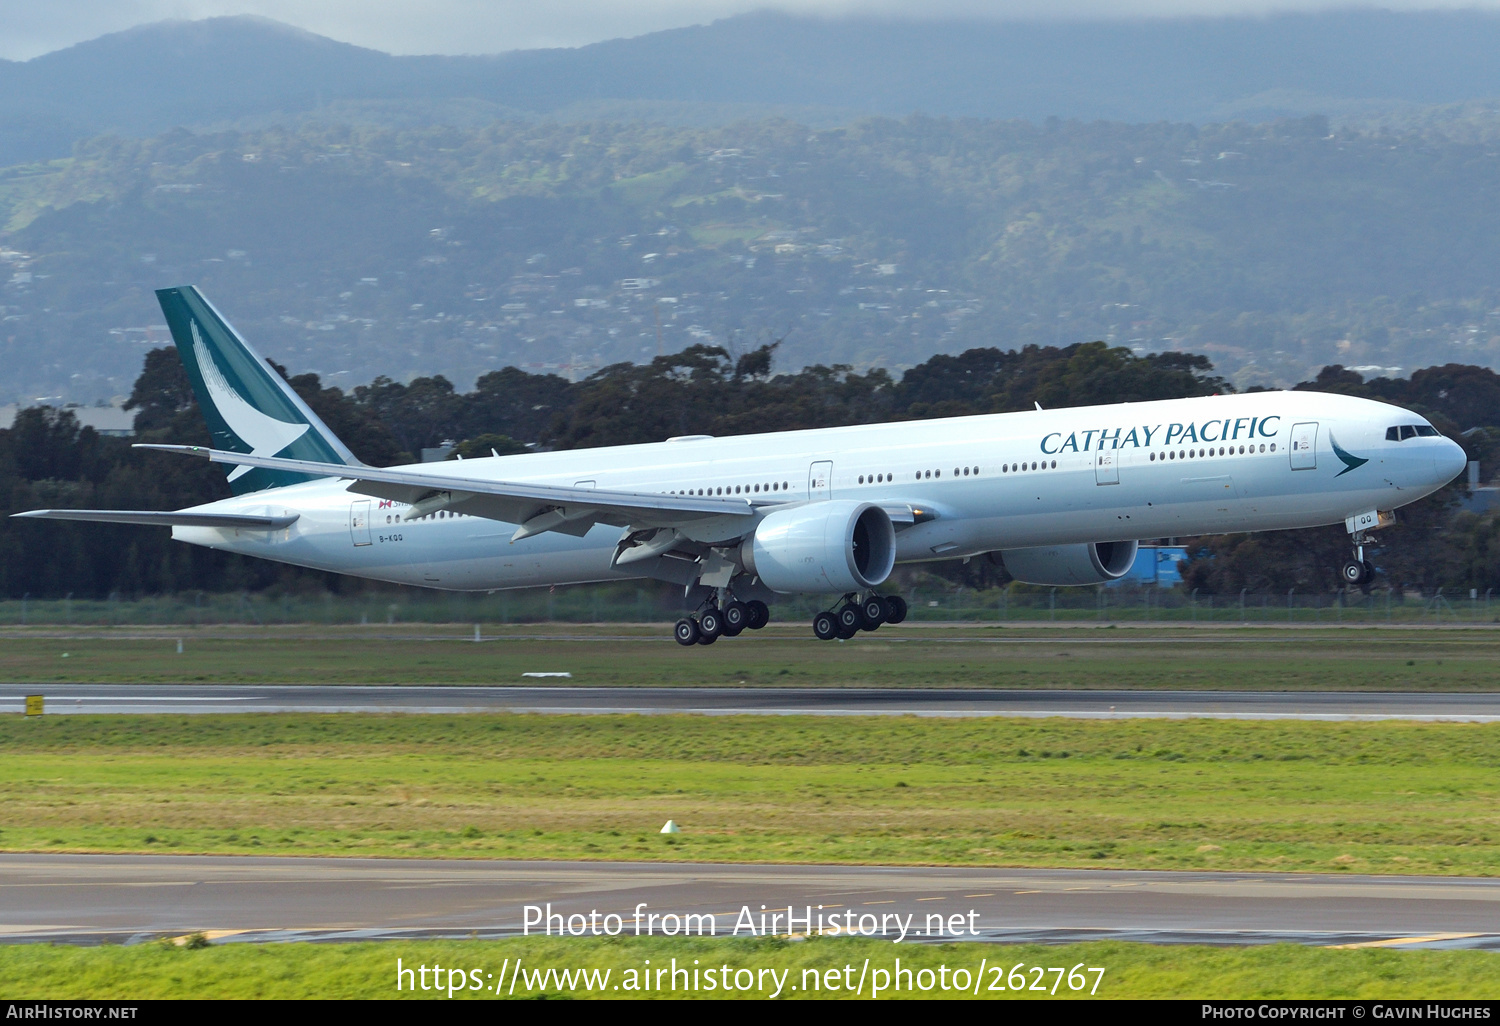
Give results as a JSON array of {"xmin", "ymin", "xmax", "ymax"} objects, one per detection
[
  {"xmin": 3, "ymin": 685, "xmax": 1500, "ymax": 719},
  {"xmin": 3, "ymin": 855, "xmax": 1497, "ymax": 949}
]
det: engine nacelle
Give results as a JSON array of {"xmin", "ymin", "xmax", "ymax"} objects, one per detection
[
  {"xmin": 742, "ymin": 500, "xmax": 896, "ymax": 594},
  {"xmin": 998, "ymin": 540, "xmax": 1140, "ymax": 586}
]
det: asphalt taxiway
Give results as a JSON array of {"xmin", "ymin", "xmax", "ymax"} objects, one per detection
[
  {"xmin": 3, "ymin": 684, "xmax": 1500, "ymax": 719},
  {"xmin": 3, "ymin": 855, "xmax": 1496, "ymax": 949}
]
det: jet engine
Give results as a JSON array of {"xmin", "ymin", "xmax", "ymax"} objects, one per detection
[
  {"xmin": 998, "ymin": 540, "xmax": 1139, "ymax": 586},
  {"xmin": 741, "ymin": 500, "xmax": 896, "ymax": 594}
]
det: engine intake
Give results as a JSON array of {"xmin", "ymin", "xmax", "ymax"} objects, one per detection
[
  {"xmin": 742, "ymin": 500, "xmax": 896, "ymax": 594},
  {"xmin": 998, "ymin": 540, "xmax": 1140, "ymax": 586}
]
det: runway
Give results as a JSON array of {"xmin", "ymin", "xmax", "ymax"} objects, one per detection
[
  {"xmin": 3, "ymin": 684, "xmax": 1500, "ymax": 719},
  {"xmin": 3, "ymin": 855, "xmax": 1497, "ymax": 949}
]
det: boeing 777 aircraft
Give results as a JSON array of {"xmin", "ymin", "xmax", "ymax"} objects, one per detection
[{"xmin": 16, "ymin": 287, "xmax": 1467, "ymax": 645}]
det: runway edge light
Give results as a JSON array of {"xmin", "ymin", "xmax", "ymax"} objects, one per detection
[{"xmin": 660, "ymin": 820, "xmax": 681, "ymax": 834}]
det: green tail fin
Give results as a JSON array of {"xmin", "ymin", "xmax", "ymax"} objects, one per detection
[{"xmin": 155, "ymin": 286, "xmax": 360, "ymax": 495}]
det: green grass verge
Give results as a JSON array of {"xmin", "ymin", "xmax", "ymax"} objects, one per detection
[
  {"xmin": 4, "ymin": 625, "xmax": 1500, "ymax": 688},
  {"xmin": 4, "ymin": 938, "xmax": 1497, "ymax": 999},
  {"xmin": 4, "ymin": 714, "xmax": 1499, "ymax": 874}
]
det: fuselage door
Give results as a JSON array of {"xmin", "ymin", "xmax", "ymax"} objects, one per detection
[
  {"xmin": 1290, "ymin": 422, "xmax": 1318, "ymax": 470},
  {"xmin": 809, "ymin": 461, "xmax": 833, "ymax": 502},
  {"xmin": 349, "ymin": 500, "xmax": 372, "ymax": 547},
  {"xmin": 1095, "ymin": 450, "xmax": 1119, "ymax": 485}
]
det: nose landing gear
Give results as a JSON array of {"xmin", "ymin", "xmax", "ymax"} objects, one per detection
[
  {"xmin": 812, "ymin": 593, "xmax": 908, "ymax": 640},
  {"xmin": 1341, "ymin": 524, "xmax": 1381, "ymax": 590}
]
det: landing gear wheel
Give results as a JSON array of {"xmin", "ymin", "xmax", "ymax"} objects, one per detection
[
  {"xmin": 812, "ymin": 611, "xmax": 839, "ymax": 641},
  {"xmin": 1341, "ymin": 559, "xmax": 1376, "ymax": 587},
  {"xmin": 836, "ymin": 603, "xmax": 862, "ymax": 635},
  {"xmin": 884, "ymin": 595, "xmax": 908, "ymax": 625},
  {"xmin": 674, "ymin": 617, "xmax": 700, "ymax": 647},
  {"xmin": 859, "ymin": 596, "xmax": 887, "ymax": 631},
  {"xmin": 745, "ymin": 600, "xmax": 770, "ymax": 630},
  {"xmin": 721, "ymin": 601, "xmax": 748, "ymax": 637},
  {"xmin": 697, "ymin": 632, "xmax": 718, "ymax": 645},
  {"xmin": 698, "ymin": 607, "xmax": 725, "ymax": 639}
]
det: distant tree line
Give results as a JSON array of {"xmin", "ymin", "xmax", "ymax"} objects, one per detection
[{"xmin": 3, "ymin": 342, "xmax": 1498, "ymax": 599}]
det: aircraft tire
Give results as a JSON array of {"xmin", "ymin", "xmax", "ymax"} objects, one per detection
[
  {"xmin": 836, "ymin": 603, "xmax": 862, "ymax": 634},
  {"xmin": 812, "ymin": 611, "xmax": 839, "ymax": 641},
  {"xmin": 885, "ymin": 596, "xmax": 908, "ymax": 624},
  {"xmin": 698, "ymin": 607, "xmax": 725, "ymax": 638},
  {"xmin": 859, "ymin": 596, "xmax": 887, "ymax": 630},
  {"xmin": 745, "ymin": 600, "xmax": 770, "ymax": 630},
  {"xmin": 1340, "ymin": 560, "xmax": 1365, "ymax": 585},
  {"xmin": 722, "ymin": 601, "xmax": 749, "ymax": 635},
  {"xmin": 674, "ymin": 617, "xmax": 701, "ymax": 647}
]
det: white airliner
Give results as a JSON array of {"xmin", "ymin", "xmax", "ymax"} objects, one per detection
[{"xmin": 16, "ymin": 287, "xmax": 1467, "ymax": 645}]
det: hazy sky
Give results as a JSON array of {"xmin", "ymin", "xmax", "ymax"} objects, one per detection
[{"xmin": 3, "ymin": 0, "xmax": 1498, "ymax": 61}]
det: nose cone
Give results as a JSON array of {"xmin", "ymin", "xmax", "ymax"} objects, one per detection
[{"xmin": 1436, "ymin": 439, "xmax": 1468, "ymax": 486}]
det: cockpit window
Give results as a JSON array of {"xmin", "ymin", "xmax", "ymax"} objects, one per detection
[
  {"xmin": 1416, "ymin": 425, "xmax": 1438, "ymax": 437},
  {"xmin": 1388, "ymin": 424, "xmax": 1440, "ymax": 440}
]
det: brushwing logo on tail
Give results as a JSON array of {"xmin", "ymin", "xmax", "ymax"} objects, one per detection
[{"xmin": 191, "ymin": 320, "xmax": 309, "ymax": 481}]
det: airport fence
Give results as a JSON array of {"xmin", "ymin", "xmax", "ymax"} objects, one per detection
[{"xmin": 0, "ymin": 582, "xmax": 1493, "ymax": 626}]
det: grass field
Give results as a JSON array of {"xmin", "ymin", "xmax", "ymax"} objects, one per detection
[
  {"xmin": 5, "ymin": 937, "xmax": 1498, "ymax": 999},
  {"xmin": 4, "ymin": 713, "xmax": 1498, "ymax": 873},
  {"xmin": 4, "ymin": 624, "xmax": 1500, "ymax": 689}
]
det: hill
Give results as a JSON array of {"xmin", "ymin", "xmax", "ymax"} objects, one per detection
[
  {"xmin": 8, "ymin": 11, "xmax": 1500, "ymax": 165},
  {"xmin": 4, "ymin": 116, "xmax": 1500, "ymax": 405}
]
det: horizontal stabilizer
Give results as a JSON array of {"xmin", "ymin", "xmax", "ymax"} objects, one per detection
[{"xmin": 11, "ymin": 509, "xmax": 300, "ymax": 530}]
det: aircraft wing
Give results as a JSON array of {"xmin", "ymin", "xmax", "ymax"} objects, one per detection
[
  {"xmin": 134, "ymin": 444, "xmax": 755, "ymax": 539},
  {"xmin": 12, "ymin": 509, "xmax": 300, "ymax": 530}
]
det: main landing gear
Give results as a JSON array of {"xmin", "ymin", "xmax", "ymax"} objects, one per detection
[
  {"xmin": 674, "ymin": 599, "xmax": 770, "ymax": 647},
  {"xmin": 812, "ymin": 593, "xmax": 908, "ymax": 641}
]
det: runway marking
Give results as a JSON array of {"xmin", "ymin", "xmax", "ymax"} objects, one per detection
[
  {"xmin": 0, "ymin": 925, "xmax": 86, "ymax": 934},
  {"xmin": 1328, "ymin": 932, "xmax": 1482, "ymax": 949},
  {"xmin": 964, "ymin": 893, "xmax": 994, "ymax": 898},
  {"xmin": 914, "ymin": 896, "xmax": 946, "ymax": 901},
  {"xmin": 1014, "ymin": 890, "xmax": 1042, "ymax": 894},
  {"xmin": 863, "ymin": 900, "xmax": 895, "ymax": 905}
]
